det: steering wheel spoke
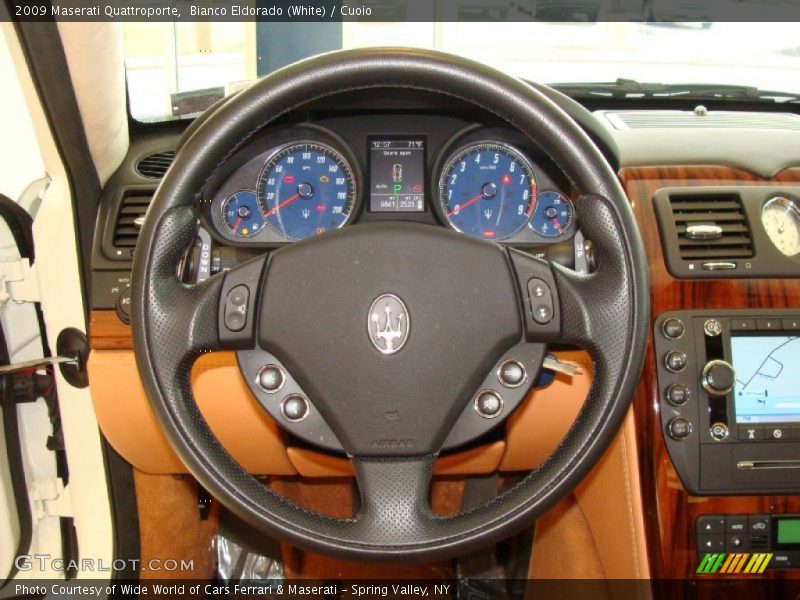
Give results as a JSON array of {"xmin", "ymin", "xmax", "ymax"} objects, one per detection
[{"xmin": 351, "ymin": 455, "xmax": 436, "ymax": 543}]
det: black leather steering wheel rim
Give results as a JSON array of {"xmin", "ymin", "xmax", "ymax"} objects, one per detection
[{"xmin": 132, "ymin": 47, "xmax": 649, "ymax": 562}]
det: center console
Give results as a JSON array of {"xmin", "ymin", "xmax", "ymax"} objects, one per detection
[{"xmin": 654, "ymin": 309, "xmax": 800, "ymax": 495}]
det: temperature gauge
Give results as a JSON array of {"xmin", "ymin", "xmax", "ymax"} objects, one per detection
[
  {"xmin": 762, "ymin": 196, "xmax": 800, "ymax": 257},
  {"xmin": 529, "ymin": 190, "xmax": 574, "ymax": 238},
  {"xmin": 222, "ymin": 190, "xmax": 264, "ymax": 238}
]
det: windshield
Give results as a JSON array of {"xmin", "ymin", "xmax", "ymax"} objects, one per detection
[{"xmin": 124, "ymin": 21, "xmax": 800, "ymax": 121}]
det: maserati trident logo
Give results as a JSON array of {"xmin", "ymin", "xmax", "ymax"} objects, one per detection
[{"xmin": 368, "ymin": 294, "xmax": 409, "ymax": 355}]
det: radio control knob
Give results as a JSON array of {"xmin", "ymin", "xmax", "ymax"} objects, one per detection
[
  {"xmin": 667, "ymin": 417, "xmax": 692, "ymax": 441},
  {"xmin": 701, "ymin": 360, "xmax": 735, "ymax": 396}
]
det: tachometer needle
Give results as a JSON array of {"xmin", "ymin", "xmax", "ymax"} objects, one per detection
[
  {"xmin": 551, "ymin": 217, "xmax": 563, "ymax": 234},
  {"xmin": 266, "ymin": 193, "xmax": 300, "ymax": 217},
  {"xmin": 233, "ymin": 217, "xmax": 243, "ymax": 231},
  {"xmin": 447, "ymin": 192, "xmax": 483, "ymax": 217}
]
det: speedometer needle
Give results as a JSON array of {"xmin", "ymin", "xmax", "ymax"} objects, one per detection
[
  {"xmin": 447, "ymin": 192, "xmax": 483, "ymax": 217},
  {"xmin": 265, "ymin": 193, "xmax": 300, "ymax": 217}
]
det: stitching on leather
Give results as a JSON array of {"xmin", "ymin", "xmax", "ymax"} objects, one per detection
[{"xmin": 620, "ymin": 425, "xmax": 640, "ymax": 579}]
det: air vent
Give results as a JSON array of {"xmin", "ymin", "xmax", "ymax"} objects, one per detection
[
  {"xmin": 135, "ymin": 151, "xmax": 175, "ymax": 179},
  {"xmin": 604, "ymin": 111, "xmax": 800, "ymax": 130},
  {"xmin": 112, "ymin": 191, "xmax": 153, "ymax": 257},
  {"xmin": 668, "ymin": 193, "xmax": 753, "ymax": 260}
]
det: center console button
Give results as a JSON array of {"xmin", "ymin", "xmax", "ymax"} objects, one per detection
[
  {"xmin": 667, "ymin": 417, "xmax": 692, "ymax": 441},
  {"xmin": 757, "ymin": 318, "xmax": 781, "ymax": 331},
  {"xmin": 767, "ymin": 426, "xmax": 788, "ymax": 441},
  {"xmin": 771, "ymin": 553, "xmax": 793, "ymax": 569},
  {"xmin": 727, "ymin": 516, "xmax": 748, "ymax": 533},
  {"xmin": 726, "ymin": 534, "xmax": 747, "ymax": 552},
  {"xmin": 666, "ymin": 383, "xmax": 690, "ymax": 406},
  {"xmin": 738, "ymin": 425, "xmax": 764, "ymax": 441},
  {"xmin": 665, "ymin": 351, "xmax": 687, "ymax": 373},
  {"xmin": 697, "ymin": 534, "xmax": 726, "ymax": 553},
  {"xmin": 662, "ymin": 318, "xmax": 685, "ymax": 339},
  {"xmin": 710, "ymin": 422, "xmax": 729, "ymax": 441},
  {"xmin": 783, "ymin": 318, "xmax": 800, "ymax": 330},
  {"xmin": 697, "ymin": 515, "xmax": 726, "ymax": 534},
  {"xmin": 703, "ymin": 319, "xmax": 722, "ymax": 337},
  {"xmin": 731, "ymin": 318, "xmax": 756, "ymax": 332},
  {"xmin": 748, "ymin": 515, "xmax": 770, "ymax": 534}
]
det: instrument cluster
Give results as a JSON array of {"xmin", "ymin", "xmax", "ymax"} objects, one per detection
[{"xmin": 200, "ymin": 122, "xmax": 577, "ymax": 247}]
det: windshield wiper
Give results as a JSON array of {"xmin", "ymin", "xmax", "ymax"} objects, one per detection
[{"xmin": 551, "ymin": 79, "xmax": 800, "ymax": 103}]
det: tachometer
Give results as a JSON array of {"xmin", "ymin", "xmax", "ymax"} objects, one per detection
[
  {"xmin": 438, "ymin": 142, "xmax": 537, "ymax": 240},
  {"xmin": 529, "ymin": 190, "xmax": 574, "ymax": 238},
  {"xmin": 762, "ymin": 196, "xmax": 800, "ymax": 257},
  {"xmin": 257, "ymin": 142, "xmax": 356, "ymax": 240},
  {"xmin": 222, "ymin": 190, "xmax": 264, "ymax": 238}
]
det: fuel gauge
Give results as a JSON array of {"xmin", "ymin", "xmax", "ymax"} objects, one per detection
[
  {"xmin": 529, "ymin": 190, "xmax": 574, "ymax": 238},
  {"xmin": 222, "ymin": 190, "xmax": 264, "ymax": 238},
  {"xmin": 762, "ymin": 196, "xmax": 800, "ymax": 257}
]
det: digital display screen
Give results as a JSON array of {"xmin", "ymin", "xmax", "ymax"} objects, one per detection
[
  {"xmin": 369, "ymin": 138, "xmax": 425, "ymax": 212},
  {"xmin": 732, "ymin": 335, "xmax": 800, "ymax": 424},
  {"xmin": 777, "ymin": 519, "xmax": 800, "ymax": 545}
]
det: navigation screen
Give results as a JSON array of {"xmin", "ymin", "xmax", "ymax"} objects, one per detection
[
  {"xmin": 732, "ymin": 335, "xmax": 800, "ymax": 424},
  {"xmin": 369, "ymin": 138, "xmax": 425, "ymax": 212}
]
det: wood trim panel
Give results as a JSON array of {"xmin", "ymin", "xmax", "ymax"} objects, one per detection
[
  {"xmin": 90, "ymin": 309, "xmax": 132, "ymax": 349},
  {"xmin": 621, "ymin": 165, "xmax": 800, "ymax": 580}
]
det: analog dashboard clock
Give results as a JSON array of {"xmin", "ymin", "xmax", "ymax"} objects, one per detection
[{"xmin": 761, "ymin": 196, "xmax": 800, "ymax": 257}]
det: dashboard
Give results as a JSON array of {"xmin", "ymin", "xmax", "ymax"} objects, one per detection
[
  {"xmin": 199, "ymin": 114, "xmax": 577, "ymax": 249},
  {"xmin": 88, "ymin": 84, "xmax": 800, "ymax": 582}
]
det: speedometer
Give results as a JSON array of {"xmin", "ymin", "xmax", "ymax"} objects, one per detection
[
  {"xmin": 257, "ymin": 141, "xmax": 356, "ymax": 241},
  {"xmin": 438, "ymin": 142, "xmax": 537, "ymax": 240}
]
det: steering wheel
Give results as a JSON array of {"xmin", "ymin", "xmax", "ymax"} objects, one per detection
[{"xmin": 131, "ymin": 48, "xmax": 649, "ymax": 562}]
